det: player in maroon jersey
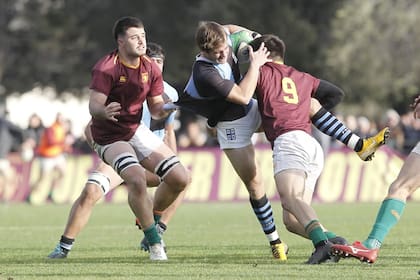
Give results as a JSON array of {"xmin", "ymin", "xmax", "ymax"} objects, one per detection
[
  {"xmin": 47, "ymin": 16, "xmax": 189, "ymax": 261},
  {"xmin": 247, "ymin": 34, "xmax": 389, "ymax": 264}
]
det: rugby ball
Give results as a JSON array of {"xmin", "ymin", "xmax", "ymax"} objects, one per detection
[{"xmin": 230, "ymin": 30, "xmax": 253, "ymax": 64}]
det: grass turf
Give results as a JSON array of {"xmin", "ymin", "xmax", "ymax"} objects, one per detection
[{"xmin": 0, "ymin": 202, "xmax": 419, "ymax": 279}]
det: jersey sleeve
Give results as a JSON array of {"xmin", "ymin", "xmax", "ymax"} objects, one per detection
[
  {"xmin": 165, "ymin": 111, "xmax": 177, "ymax": 126},
  {"xmin": 313, "ymin": 79, "xmax": 344, "ymax": 110},
  {"xmin": 89, "ymin": 68, "xmax": 113, "ymax": 96},
  {"xmin": 310, "ymin": 76, "xmax": 321, "ymax": 97},
  {"xmin": 163, "ymin": 81, "xmax": 179, "ymax": 103}
]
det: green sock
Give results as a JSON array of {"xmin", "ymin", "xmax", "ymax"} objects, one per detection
[
  {"xmin": 305, "ymin": 220, "xmax": 328, "ymax": 246},
  {"xmin": 363, "ymin": 198, "xmax": 405, "ymax": 249},
  {"xmin": 154, "ymin": 213, "xmax": 162, "ymax": 224},
  {"xmin": 143, "ymin": 224, "xmax": 161, "ymax": 245},
  {"xmin": 324, "ymin": 231, "xmax": 337, "ymax": 239}
]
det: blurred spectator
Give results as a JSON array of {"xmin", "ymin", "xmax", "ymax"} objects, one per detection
[
  {"xmin": 382, "ymin": 109, "xmax": 405, "ymax": 152},
  {"xmin": 63, "ymin": 118, "xmax": 76, "ymax": 152},
  {"xmin": 401, "ymin": 111, "xmax": 420, "ymax": 155},
  {"xmin": 22, "ymin": 113, "xmax": 45, "ymax": 161},
  {"xmin": 176, "ymin": 111, "xmax": 218, "ymax": 148},
  {"xmin": 72, "ymin": 130, "xmax": 93, "ymax": 154},
  {"xmin": 177, "ymin": 118, "xmax": 209, "ymax": 147},
  {"xmin": 345, "ymin": 114, "xmax": 358, "ymax": 131},
  {"xmin": 26, "ymin": 113, "xmax": 45, "ymax": 146},
  {"xmin": 30, "ymin": 113, "xmax": 71, "ymax": 202},
  {"xmin": 0, "ymin": 107, "xmax": 25, "ymax": 199},
  {"xmin": 357, "ymin": 116, "xmax": 375, "ymax": 138}
]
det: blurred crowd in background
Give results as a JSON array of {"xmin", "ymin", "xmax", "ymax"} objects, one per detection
[{"xmin": 0, "ymin": 104, "xmax": 419, "ymax": 162}]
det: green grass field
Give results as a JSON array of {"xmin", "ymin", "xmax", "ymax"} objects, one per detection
[{"xmin": 1, "ymin": 202, "xmax": 419, "ymax": 279}]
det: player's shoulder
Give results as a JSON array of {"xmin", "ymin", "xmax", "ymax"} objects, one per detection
[
  {"xmin": 92, "ymin": 50, "xmax": 119, "ymax": 72},
  {"xmin": 140, "ymin": 55, "xmax": 158, "ymax": 70},
  {"xmin": 141, "ymin": 55, "xmax": 162, "ymax": 76},
  {"xmin": 94, "ymin": 50, "xmax": 118, "ymax": 66},
  {"xmin": 193, "ymin": 59, "xmax": 219, "ymax": 80}
]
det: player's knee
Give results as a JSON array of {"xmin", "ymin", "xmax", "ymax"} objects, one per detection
[
  {"xmin": 80, "ymin": 183, "xmax": 104, "ymax": 205},
  {"xmin": 124, "ymin": 172, "xmax": 148, "ymax": 195},
  {"xmin": 164, "ymin": 166, "xmax": 190, "ymax": 193},
  {"xmin": 242, "ymin": 171, "xmax": 260, "ymax": 187},
  {"xmin": 156, "ymin": 156, "xmax": 189, "ymax": 191},
  {"xmin": 126, "ymin": 180, "xmax": 148, "ymax": 197}
]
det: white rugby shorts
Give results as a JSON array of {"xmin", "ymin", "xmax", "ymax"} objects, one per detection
[
  {"xmin": 216, "ymin": 99, "xmax": 261, "ymax": 149},
  {"xmin": 94, "ymin": 122, "xmax": 163, "ymax": 162},
  {"xmin": 272, "ymin": 130, "xmax": 324, "ymax": 191}
]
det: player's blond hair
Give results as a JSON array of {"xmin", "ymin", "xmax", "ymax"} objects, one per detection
[{"xmin": 195, "ymin": 21, "xmax": 227, "ymax": 52}]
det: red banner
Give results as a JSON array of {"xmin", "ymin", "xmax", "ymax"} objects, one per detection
[{"xmin": 1, "ymin": 145, "xmax": 417, "ymax": 204}]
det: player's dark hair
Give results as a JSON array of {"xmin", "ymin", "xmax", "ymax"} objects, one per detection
[
  {"xmin": 195, "ymin": 21, "xmax": 227, "ymax": 52},
  {"xmin": 248, "ymin": 34, "xmax": 286, "ymax": 60},
  {"xmin": 112, "ymin": 16, "xmax": 144, "ymax": 42},
  {"xmin": 147, "ymin": 42, "xmax": 165, "ymax": 60}
]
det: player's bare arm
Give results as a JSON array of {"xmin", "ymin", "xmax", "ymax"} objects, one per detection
[
  {"xmin": 147, "ymin": 95, "xmax": 174, "ymax": 120},
  {"xmin": 89, "ymin": 90, "xmax": 121, "ymax": 122},
  {"xmin": 226, "ymin": 42, "xmax": 271, "ymax": 105}
]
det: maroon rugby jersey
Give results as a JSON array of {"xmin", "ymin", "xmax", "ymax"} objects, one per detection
[
  {"xmin": 255, "ymin": 61, "xmax": 320, "ymax": 147},
  {"xmin": 89, "ymin": 50, "xmax": 164, "ymax": 145}
]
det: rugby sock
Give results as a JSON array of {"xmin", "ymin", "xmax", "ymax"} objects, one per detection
[
  {"xmin": 363, "ymin": 198, "xmax": 406, "ymax": 249},
  {"xmin": 153, "ymin": 210, "xmax": 163, "ymax": 224},
  {"xmin": 324, "ymin": 231, "xmax": 337, "ymax": 239},
  {"xmin": 305, "ymin": 220, "xmax": 328, "ymax": 246},
  {"xmin": 143, "ymin": 224, "xmax": 161, "ymax": 245},
  {"xmin": 250, "ymin": 195, "xmax": 282, "ymax": 243},
  {"xmin": 311, "ymin": 107, "xmax": 363, "ymax": 152},
  {"xmin": 59, "ymin": 235, "xmax": 75, "ymax": 252},
  {"xmin": 157, "ymin": 221, "xmax": 167, "ymax": 234}
]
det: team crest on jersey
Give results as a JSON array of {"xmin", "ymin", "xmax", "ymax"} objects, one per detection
[
  {"xmin": 119, "ymin": 76, "xmax": 127, "ymax": 83},
  {"xmin": 226, "ymin": 128, "xmax": 236, "ymax": 141},
  {"xmin": 141, "ymin": 72, "xmax": 149, "ymax": 83}
]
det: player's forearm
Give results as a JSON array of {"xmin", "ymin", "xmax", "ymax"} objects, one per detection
[
  {"xmin": 149, "ymin": 102, "xmax": 169, "ymax": 120},
  {"xmin": 237, "ymin": 63, "xmax": 260, "ymax": 102},
  {"xmin": 89, "ymin": 102, "xmax": 107, "ymax": 119},
  {"xmin": 89, "ymin": 91, "xmax": 108, "ymax": 119}
]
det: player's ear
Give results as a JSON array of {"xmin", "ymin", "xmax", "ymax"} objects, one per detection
[{"xmin": 116, "ymin": 36, "xmax": 124, "ymax": 47}]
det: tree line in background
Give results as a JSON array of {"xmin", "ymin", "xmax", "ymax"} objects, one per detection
[{"xmin": 0, "ymin": 0, "xmax": 419, "ymax": 115}]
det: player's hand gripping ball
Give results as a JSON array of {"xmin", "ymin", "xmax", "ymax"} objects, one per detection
[{"xmin": 230, "ymin": 30, "xmax": 260, "ymax": 64}]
